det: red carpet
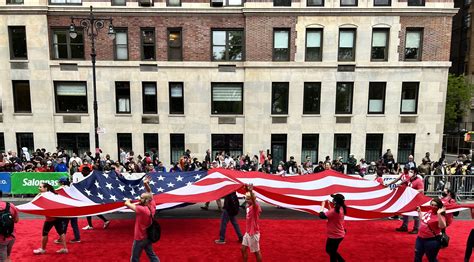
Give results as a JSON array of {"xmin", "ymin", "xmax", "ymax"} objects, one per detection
[{"xmin": 11, "ymin": 218, "xmax": 473, "ymax": 261}]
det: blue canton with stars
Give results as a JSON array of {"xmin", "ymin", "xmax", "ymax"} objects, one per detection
[{"xmin": 73, "ymin": 170, "xmax": 207, "ymax": 204}]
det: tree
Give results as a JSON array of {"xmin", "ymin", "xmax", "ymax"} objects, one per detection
[{"xmin": 444, "ymin": 74, "xmax": 474, "ymax": 131}]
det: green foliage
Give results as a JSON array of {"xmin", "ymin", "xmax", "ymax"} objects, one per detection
[{"xmin": 445, "ymin": 74, "xmax": 474, "ymax": 130}]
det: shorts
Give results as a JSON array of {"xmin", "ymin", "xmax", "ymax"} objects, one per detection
[
  {"xmin": 242, "ymin": 232, "xmax": 260, "ymax": 253},
  {"xmin": 42, "ymin": 219, "xmax": 66, "ymax": 237},
  {"xmin": 0, "ymin": 239, "xmax": 15, "ymax": 260}
]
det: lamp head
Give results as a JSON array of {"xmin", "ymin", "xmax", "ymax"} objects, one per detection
[
  {"xmin": 69, "ymin": 23, "xmax": 77, "ymax": 39},
  {"xmin": 108, "ymin": 23, "xmax": 116, "ymax": 40}
]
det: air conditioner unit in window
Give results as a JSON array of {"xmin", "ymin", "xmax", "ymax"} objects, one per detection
[
  {"xmin": 139, "ymin": 0, "xmax": 153, "ymax": 6},
  {"xmin": 211, "ymin": 0, "xmax": 223, "ymax": 7}
]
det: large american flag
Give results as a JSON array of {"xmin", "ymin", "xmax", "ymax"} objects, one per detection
[{"xmin": 17, "ymin": 169, "xmax": 470, "ymax": 220}]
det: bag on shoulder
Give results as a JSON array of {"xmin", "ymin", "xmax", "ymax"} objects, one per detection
[
  {"xmin": 0, "ymin": 203, "xmax": 14, "ymax": 239},
  {"xmin": 146, "ymin": 207, "xmax": 161, "ymax": 243},
  {"xmin": 437, "ymin": 230, "xmax": 450, "ymax": 248}
]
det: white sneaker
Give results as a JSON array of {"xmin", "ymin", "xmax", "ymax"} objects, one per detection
[
  {"xmin": 56, "ymin": 248, "xmax": 68, "ymax": 254},
  {"xmin": 33, "ymin": 248, "xmax": 46, "ymax": 254},
  {"xmin": 82, "ymin": 225, "xmax": 93, "ymax": 230}
]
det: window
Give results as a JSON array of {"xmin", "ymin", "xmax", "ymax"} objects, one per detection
[
  {"xmin": 398, "ymin": 134, "xmax": 415, "ymax": 163},
  {"xmin": 169, "ymin": 82, "xmax": 184, "ymax": 114},
  {"xmin": 141, "ymin": 28, "xmax": 155, "ymax": 60},
  {"xmin": 371, "ymin": 28, "xmax": 389, "ymax": 61},
  {"xmin": 365, "ymin": 134, "xmax": 383, "ymax": 162},
  {"xmin": 50, "ymin": 0, "xmax": 81, "ymax": 4},
  {"xmin": 274, "ymin": 0, "xmax": 291, "ymax": 6},
  {"xmin": 6, "ymin": 0, "xmax": 23, "ymax": 4},
  {"xmin": 338, "ymin": 29, "xmax": 356, "ymax": 61},
  {"xmin": 335, "ymin": 82, "xmax": 353, "ymax": 114},
  {"xmin": 54, "ymin": 81, "xmax": 88, "ymax": 113},
  {"xmin": 211, "ymin": 134, "xmax": 243, "ymax": 159},
  {"xmin": 112, "ymin": 0, "xmax": 126, "ymax": 5},
  {"xmin": 52, "ymin": 29, "xmax": 84, "ymax": 59},
  {"xmin": 117, "ymin": 133, "xmax": 132, "ymax": 161},
  {"xmin": 307, "ymin": 0, "xmax": 324, "ymax": 6},
  {"xmin": 333, "ymin": 134, "xmax": 351, "ymax": 162},
  {"xmin": 368, "ymin": 82, "xmax": 386, "ymax": 114},
  {"xmin": 116, "ymin": 82, "xmax": 131, "ymax": 114},
  {"xmin": 271, "ymin": 134, "xmax": 287, "ymax": 168},
  {"xmin": 341, "ymin": 0, "xmax": 357, "ymax": 6},
  {"xmin": 170, "ymin": 134, "xmax": 185, "ymax": 164},
  {"xmin": 57, "ymin": 133, "xmax": 90, "ymax": 156},
  {"xmin": 305, "ymin": 29, "xmax": 322, "ymax": 61},
  {"xmin": 302, "ymin": 134, "xmax": 318, "ymax": 164},
  {"xmin": 168, "ymin": 28, "xmax": 182, "ymax": 61},
  {"xmin": 212, "ymin": 30, "xmax": 244, "ymax": 61},
  {"xmin": 114, "ymin": 29, "xmax": 128, "ymax": 60},
  {"xmin": 374, "ymin": 0, "xmax": 390, "ymax": 5},
  {"xmin": 211, "ymin": 83, "xmax": 243, "ymax": 114},
  {"xmin": 303, "ymin": 82, "xmax": 321, "ymax": 114},
  {"xmin": 16, "ymin": 132, "xmax": 34, "ymax": 159},
  {"xmin": 167, "ymin": 0, "xmax": 181, "ymax": 5},
  {"xmin": 405, "ymin": 29, "xmax": 422, "ymax": 60},
  {"xmin": 273, "ymin": 29, "xmax": 290, "ymax": 61},
  {"xmin": 0, "ymin": 133, "xmax": 4, "ymax": 154},
  {"xmin": 142, "ymin": 82, "xmax": 157, "ymax": 114},
  {"xmin": 272, "ymin": 82, "xmax": 289, "ymax": 114},
  {"xmin": 9, "ymin": 26, "xmax": 27, "ymax": 59},
  {"xmin": 407, "ymin": 0, "xmax": 424, "ymax": 6},
  {"xmin": 12, "ymin": 81, "xmax": 31, "ymax": 113},
  {"xmin": 400, "ymin": 82, "xmax": 419, "ymax": 114},
  {"xmin": 223, "ymin": 0, "xmax": 243, "ymax": 5},
  {"xmin": 144, "ymin": 133, "xmax": 159, "ymax": 155}
]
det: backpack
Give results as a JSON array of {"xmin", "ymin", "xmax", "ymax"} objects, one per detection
[
  {"xmin": 227, "ymin": 193, "xmax": 240, "ymax": 217},
  {"xmin": 146, "ymin": 206, "xmax": 161, "ymax": 243},
  {"xmin": 0, "ymin": 203, "xmax": 14, "ymax": 239}
]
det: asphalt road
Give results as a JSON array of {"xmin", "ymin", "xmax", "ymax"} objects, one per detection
[{"xmin": 6, "ymin": 198, "xmax": 473, "ymax": 221}]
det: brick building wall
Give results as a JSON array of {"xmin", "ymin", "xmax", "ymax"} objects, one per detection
[
  {"xmin": 48, "ymin": 14, "xmax": 246, "ymax": 61},
  {"xmin": 398, "ymin": 16, "xmax": 453, "ymax": 61},
  {"xmin": 245, "ymin": 16, "xmax": 297, "ymax": 61}
]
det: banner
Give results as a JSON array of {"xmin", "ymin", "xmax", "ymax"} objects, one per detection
[
  {"xmin": 0, "ymin": 172, "xmax": 11, "ymax": 193},
  {"xmin": 11, "ymin": 172, "xmax": 68, "ymax": 194}
]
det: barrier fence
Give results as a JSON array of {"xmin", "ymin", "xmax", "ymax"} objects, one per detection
[{"xmin": 0, "ymin": 172, "xmax": 472, "ymax": 200}]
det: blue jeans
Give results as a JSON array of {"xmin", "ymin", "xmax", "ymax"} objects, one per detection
[
  {"xmin": 70, "ymin": 218, "xmax": 81, "ymax": 240},
  {"xmin": 402, "ymin": 215, "xmax": 420, "ymax": 230},
  {"xmin": 414, "ymin": 237, "xmax": 441, "ymax": 262},
  {"xmin": 131, "ymin": 239, "xmax": 160, "ymax": 262},
  {"xmin": 219, "ymin": 210, "xmax": 243, "ymax": 241}
]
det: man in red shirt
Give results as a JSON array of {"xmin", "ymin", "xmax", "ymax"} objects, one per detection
[
  {"xmin": 0, "ymin": 191, "xmax": 19, "ymax": 262},
  {"xmin": 396, "ymin": 169, "xmax": 424, "ymax": 234},
  {"xmin": 241, "ymin": 184, "xmax": 262, "ymax": 262},
  {"xmin": 124, "ymin": 176, "xmax": 159, "ymax": 262}
]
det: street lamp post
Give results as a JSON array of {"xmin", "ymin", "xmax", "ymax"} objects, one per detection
[{"xmin": 69, "ymin": 6, "xmax": 115, "ymax": 152}]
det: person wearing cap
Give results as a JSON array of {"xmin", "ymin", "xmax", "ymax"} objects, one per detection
[
  {"xmin": 241, "ymin": 184, "xmax": 262, "ymax": 262},
  {"xmin": 395, "ymin": 169, "xmax": 424, "ymax": 234},
  {"xmin": 319, "ymin": 193, "xmax": 347, "ymax": 262},
  {"xmin": 347, "ymin": 154, "xmax": 357, "ymax": 175}
]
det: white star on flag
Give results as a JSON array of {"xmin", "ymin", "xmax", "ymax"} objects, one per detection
[
  {"xmin": 118, "ymin": 184, "xmax": 125, "ymax": 192},
  {"xmin": 157, "ymin": 187, "xmax": 164, "ymax": 192},
  {"xmin": 97, "ymin": 193, "xmax": 104, "ymax": 200},
  {"xmin": 102, "ymin": 173, "xmax": 109, "ymax": 179},
  {"xmin": 167, "ymin": 182, "xmax": 175, "ymax": 188},
  {"xmin": 176, "ymin": 175, "xmax": 183, "ymax": 181},
  {"xmin": 158, "ymin": 175, "xmax": 165, "ymax": 181},
  {"xmin": 110, "ymin": 195, "xmax": 117, "ymax": 201},
  {"xmin": 130, "ymin": 188, "xmax": 136, "ymax": 195},
  {"xmin": 106, "ymin": 182, "xmax": 113, "ymax": 190},
  {"xmin": 85, "ymin": 189, "xmax": 92, "ymax": 196},
  {"xmin": 149, "ymin": 180, "xmax": 156, "ymax": 185},
  {"xmin": 139, "ymin": 186, "xmax": 145, "ymax": 191},
  {"xmin": 94, "ymin": 181, "xmax": 101, "ymax": 188},
  {"xmin": 194, "ymin": 174, "xmax": 201, "ymax": 180},
  {"xmin": 186, "ymin": 182, "xmax": 193, "ymax": 186}
]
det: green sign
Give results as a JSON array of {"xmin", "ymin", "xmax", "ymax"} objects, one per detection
[{"xmin": 11, "ymin": 172, "xmax": 68, "ymax": 194}]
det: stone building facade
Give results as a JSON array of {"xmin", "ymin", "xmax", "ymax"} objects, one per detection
[{"xmin": 0, "ymin": 0, "xmax": 456, "ymax": 165}]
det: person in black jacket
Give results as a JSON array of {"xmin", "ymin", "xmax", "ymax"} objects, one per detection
[{"xmin": 215, "ymin": 192, "xmax": 243, "ymax": 244}]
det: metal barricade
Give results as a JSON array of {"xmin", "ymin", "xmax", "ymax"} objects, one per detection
[{"xmin": 423, "ymin": 174, "xmax": 474, "ymax": 199}]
